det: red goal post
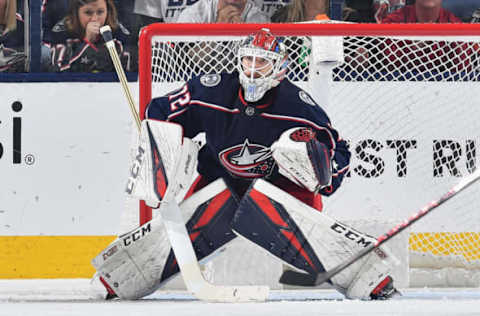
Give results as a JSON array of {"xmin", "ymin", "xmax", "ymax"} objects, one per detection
[{"xmin": 137, "ymin": 23, "xmax": 480, "ymax": 283}]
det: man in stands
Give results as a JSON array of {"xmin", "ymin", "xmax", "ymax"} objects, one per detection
[
  {"xmin": 381, "ymin": 0, "xmax": 461, "ymax": 23},
  {"xmin": 253, "ymin": 0, "xmax": 290, "ymax": 19},
  {"xmin": 134, "ymin": 0, "xmax": 288, "ymax": 24},
  {"xmin": 93, "ymin": 28, "xmax": 400, "ymax": 302},
  {"xmin": 176, "ymin": 0, "xmax": 269, "ymax": 23},
  {"xmin": 133, "ymin": 0, "xmax": 197, "ymax": 24}
]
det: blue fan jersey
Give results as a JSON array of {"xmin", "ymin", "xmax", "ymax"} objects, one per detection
[{"xmin": 146, "ymin": 72, "xmax": 350, "ymax": 197}]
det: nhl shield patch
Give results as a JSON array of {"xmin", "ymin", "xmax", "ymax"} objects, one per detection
[
  {"xmin": 200, "ymin": 74, "xmax": 221, "ymax": 87},
  {"xmin": 299, "ymin": 91, "xmax": 316, "ymax": 106}
]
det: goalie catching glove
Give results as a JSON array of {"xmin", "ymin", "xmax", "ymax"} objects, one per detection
[{"xmin": 271, "ymin": 127, "xmax": 332, "ymax": 193}]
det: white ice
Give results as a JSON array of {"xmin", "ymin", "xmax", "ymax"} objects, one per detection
[{"xmin": 1, "ymin": 279, "xmax": 479, "ymax": 316}]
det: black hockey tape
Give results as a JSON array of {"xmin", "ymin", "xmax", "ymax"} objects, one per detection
[{"xmin": 100, "ymin": 27, "xmax": 113, "ymax": 43}]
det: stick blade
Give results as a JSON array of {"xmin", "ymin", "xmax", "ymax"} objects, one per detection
[
  {"xmin": 278, "ymin": 270, "xmax": 317, "ymax": 286},
  {"xmin": 279, "ymin": 270, "xmax": 333, "ymax": 287}
]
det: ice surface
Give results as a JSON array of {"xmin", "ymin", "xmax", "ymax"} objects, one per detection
[{"xmin": 0, "ymin": 279, "xmax": 479, "ymax": 316}]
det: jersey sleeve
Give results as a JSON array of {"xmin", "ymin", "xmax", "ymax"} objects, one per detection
[
  {"xmin": 175, "ymin": 1, "xmax": 207, "ymax": 23},
  {"xmin": 145, "ymin": 82, "xmax": 203, "ymax": 139},
  {"xmin": 381, "ymin": 7, "xmax": 407, "ymax": 23},
  {"xmin": 281, "ymin": 84, "xmax": 351, "ymax": 197}
]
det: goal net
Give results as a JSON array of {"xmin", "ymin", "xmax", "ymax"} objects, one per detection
[{"xmin": 136, "ymin": 23, "xmax": 480, "ymax": 288}]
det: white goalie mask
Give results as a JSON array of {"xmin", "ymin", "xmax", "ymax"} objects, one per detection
[{"xmin": 237, "ymin": 28, "xmax": 289, "ymax": 102}]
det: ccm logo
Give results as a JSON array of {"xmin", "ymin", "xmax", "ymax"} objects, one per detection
[
  {"xmin": 125, "ymin": 145, "xmax": 145, "ymax": 194},
  {"xmin": 122, "ymin": 223, "xmax": 151, "ymax": 246},
  {"xmin": 330, "ymin": 223, "xmax": 373, "ymax": 247}
]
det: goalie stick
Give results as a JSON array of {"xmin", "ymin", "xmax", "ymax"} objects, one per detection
[
  {"xmin": 100, "ymin": 26, "xmax": 269, "ymax": 302},
  {"xmin": 279, "ymin": 168, "xmax": 480, "ymax": 287}
]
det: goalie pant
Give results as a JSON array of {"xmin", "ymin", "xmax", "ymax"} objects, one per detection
[{"xmin": 92, "ymin": 179, "xmax": 396, "ymax": 300}]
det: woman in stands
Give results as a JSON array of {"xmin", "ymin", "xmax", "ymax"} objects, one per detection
[
  {"xmin": 271, "ymin": 0, "xmax": 329, "ymax": 22},
  {"xmin": 0, "ymin": 0, "xmax": 25, "ymax": 72},
  {"xmin": 44, "ymin": 0, "xmax": 130, "ymax": 72}
]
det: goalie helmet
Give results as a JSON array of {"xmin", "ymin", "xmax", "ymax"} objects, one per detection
[{"xmin": 237, "ymin": 28, "xmax": 289, "ymax": 102}]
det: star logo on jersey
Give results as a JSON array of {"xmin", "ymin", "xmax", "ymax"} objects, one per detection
[
  {"xmin": 81, "ymin": 55, "xmax": 90, "ymax": 64},
  {"xmin": 219, "ymin": 139, "xmax": 275, "ymax": 178}
]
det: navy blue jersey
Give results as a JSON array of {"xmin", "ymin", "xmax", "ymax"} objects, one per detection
[{"xmin": 147, "ymin": 72, "xmax": 350, "ymax": 197}]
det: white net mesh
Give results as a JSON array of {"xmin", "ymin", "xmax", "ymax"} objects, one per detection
[
  {"xmin": 139, "ymin": 27, "xmax": 480, "ymax": 286},
  {"xmin": 150, "ymin": 35, "xmax": 480, "ymax": 84}
]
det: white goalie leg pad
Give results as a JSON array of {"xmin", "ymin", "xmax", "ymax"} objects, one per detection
[
  {"xmin": 253, "ymin": 180, "xmax": 397, "ymax": 300},
  {"xmin": 271, "ymin": 127, "xmax": 332, "ymax": 193},
  {"xmin": 125, "ymin": 119, "xmax": 199, "ymax": 208},
  {"xmin": 312, "ymin": 221, "xmax": 396, "ymax": 299},
  {"xmin": 92, "ymin": 179, "xmax": 242, "ymax": 300},
  {"xmin": 91, "ymin": 215, "xmax": 171, "ymax": 299}
]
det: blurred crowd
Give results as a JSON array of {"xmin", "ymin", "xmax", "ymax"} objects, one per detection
[{"xmin": 1, "ymin": 0, "xmax": 479, "ymax": 73}]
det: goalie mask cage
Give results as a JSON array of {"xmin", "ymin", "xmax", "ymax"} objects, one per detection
[{"xmin": 137, "ymin": 23, "xmax": 480, "ymax": 288}]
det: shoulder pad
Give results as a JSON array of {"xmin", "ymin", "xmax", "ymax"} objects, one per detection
[{"xmin": 200, "ymin": 73, "xmax": 221, "ymax": 87}]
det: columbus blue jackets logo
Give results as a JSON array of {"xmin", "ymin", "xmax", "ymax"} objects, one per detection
[
  {"xmin": 219, "ymin": 139, "xmax": 276, "ymax": 178},
  {"xmin": 200, "ymin": 74, "xmax": 221, "ymax": 87}
]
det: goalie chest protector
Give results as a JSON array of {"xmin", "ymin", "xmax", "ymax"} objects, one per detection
[{"xmin": 146, "ymin": 72, "xmax": 350, "ymax": 196}]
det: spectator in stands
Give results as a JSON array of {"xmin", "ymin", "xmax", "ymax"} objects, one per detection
[
  {"xmin": 133, "ymin": 0, "xmax": 199, "ymax": 24},
  {"xmin": 42, "ymin": 0, "xmax": 130, "ymax": 42},
  {"xmin": 373, "ymin": 0, "xmax": 406, "ymax": 23},
  {"xmin": 377, "ymin": 0, "xmax": 471, "ymax": 77},
  {"xmin": 271, "ymin": 0, "xmax": 328, "ymax": 22},
  {"xmin": 133, "ymin": 0, "xmax": 288, "ymax": 25},
  {"xmin": 41, "ymin": 0, "xmax": 68, "ymax": 70},
  {"xmin": 42, "ymin": 0, "xmax": 135, "ymax": 71},
  {"xmin": 130, "ymin": 0, "xmax": 195, "ymax": 72},
  {"xmin": 0, "ymin": 0, "xmax": 25, "ymax": 72},
  {"xmin": 176, "ymin": 0, "xmax": 269, "ymax": 23},
  {"xmin": 253, "ymin": 0, "xmax": 290, "ymax": 19},
  {"xmin": 381, "ymin": 0, "xmax": 462, "ymax": 23},
  {"xmin": 342, "ymin": 0, "xmax": 376, "ymax": 22},
  {"xmin": 43, "ymin": 0, "xmax": 131, "ymax": 72},
  {"xmin": 472, "ymin": 7, "xmax": 480, "ymax": 23},
  {"xmin": 42, "ymin": 0, "xmax": 69, "ymax": 42},
  {"xmin": 442, "ymin": 0, "xmax": 480, "ymax": 22}
]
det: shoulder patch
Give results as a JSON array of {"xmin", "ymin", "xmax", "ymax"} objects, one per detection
[
  {"xmin": 200, "ymin": 74, "xmax": 221, "ymax": 87},
  {"xmin": 299, "ymin": 90, "xmax": 316, "ymax": 106},
  {"xmin": 52, "ymin": 18, "xmax": 66, "ymax": 33}
]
